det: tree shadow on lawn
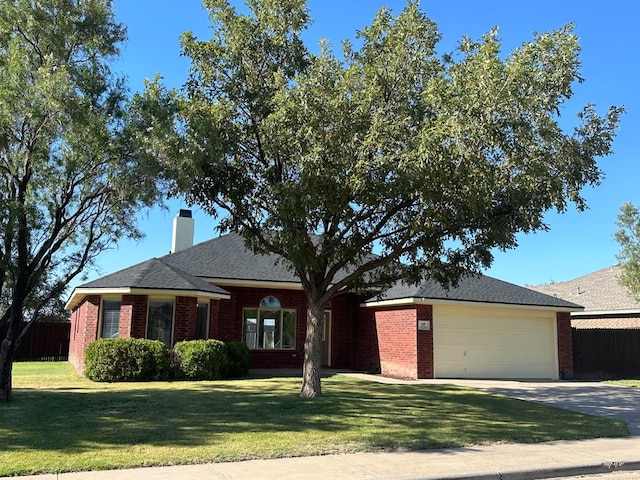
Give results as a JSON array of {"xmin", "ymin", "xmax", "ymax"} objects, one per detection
[{"xmin": 1, "ymin": 378, "xmax": 628, "ymax": 457}]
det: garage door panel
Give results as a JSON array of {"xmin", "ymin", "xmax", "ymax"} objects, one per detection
[{"xmin": 433, "ymin": 305, "xmax": 557, "ymax": 379}]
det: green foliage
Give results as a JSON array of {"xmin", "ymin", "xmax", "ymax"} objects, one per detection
[
  {"xmin": 0, "ymin": 0, "xmax": 163, "ymax": 401},
  {"xmin": 173, "ymin": 339, "xmax": 226, "ymax": 380},
  {"xmin": 84, "ymin": 338, "xmax": 170, "ymax": 382},
  {"xmin": 131, "ymin": 0, "xmax": 623, "ymax": 397},
  {"xmin": 222, "ymin": 341, "xmax": 251, "ymax": 378},
  {"xmin": 615, "ymin": 202, "xmax": 640, "ymax": 300}
]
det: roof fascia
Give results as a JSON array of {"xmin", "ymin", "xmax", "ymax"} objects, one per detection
[
  {"xmin": 65, "ymin": 287, "xmax": 231, "ymax": 310},
  {"xmin": 571, "ymin": 308, "xmax": 640, "ymax": 317},
  {"xmin": 360, "ymin": 297, "xmax": 583, "ymax": 312}
]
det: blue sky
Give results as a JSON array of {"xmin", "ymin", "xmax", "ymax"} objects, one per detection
[{"xmin": 84, "ymin": 0, "xmax": 639, "ymax": 289}]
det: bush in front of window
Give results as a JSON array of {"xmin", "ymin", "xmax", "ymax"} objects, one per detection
[
  {"xmin": 222, "ymin": 341, "xmax": 251, "ymax": 378},
  {"xmin": 84, "ymin": 338, "xmax": 170, "ymax": 382},
  {"xmin": 173, "ymin": 339, "xmax": 226, "ymax": 380}
]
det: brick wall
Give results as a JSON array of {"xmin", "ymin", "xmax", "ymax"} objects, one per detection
[
  {"xmin": 216, "ymin": 287, "xmax": 359, "ymax": 369},
  {"xmin": 68, "ymin": 295, "xmax": 100, "ymax": 374},
  {"xmin": 174, "ymin": 296, "xmax": 197, "ymax": 343},
  {"xmin": 557, "ymin": 311, "xmax": 573, "ymax": 377},
  {"xmin": 122, "ymin": 295, "xmax": 148, "ymax": 339},
  {"xmin": 375, "ymin": 307, "xmax": 418, "ymax": 379},
  {"xmin": 416, "ymin": 305, "xmax": 434, "ymax": 379},
  {"xmin": 353, "ymin": 308, "xmax": 381, "ymax": 373}
]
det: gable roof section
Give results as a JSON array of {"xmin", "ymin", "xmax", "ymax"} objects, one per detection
[
  {"xmin": 363, "ymin": 274, "xmax": 582, "ymax": 311},
  {"xmin": 66, "ymin": 258, "xmax": 230, "ymax": 310},
  {"xmin": 528, "ymin": 264, "xmax": 640, "ymax": 315}
]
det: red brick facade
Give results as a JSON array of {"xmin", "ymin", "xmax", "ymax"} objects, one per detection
[
  {"xmin": 68, "ymin": 295, "xmax": 100, "ymax": 373},
  {"xmin": 556, "ymin": 311, "xmax": 573, "ymax": 378},
  {"xmin": 352, "ymin": 305, "xmax": 434, "ymax": 380},
  {"xmin": 68, "ymin": 288, "xmax": 575, "ymax": 380}
]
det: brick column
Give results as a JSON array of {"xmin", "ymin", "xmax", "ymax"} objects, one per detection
[
  {"xmin": 122, "ymin": 295, "xmax": 148, "ymax": 339},
  {"xmin": 174, "ymin": 296, "xmax": 197, "ymax": 343},
  {"xmin": 557, "ymin": 311, "xmax": 573, "ymax": 379},
  {"xmin": 416, "ymin": 304, "xmax": 434, "ymax": 379}
]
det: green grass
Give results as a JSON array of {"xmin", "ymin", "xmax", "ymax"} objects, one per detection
[
  {"xmin": 609, "ymin": 379, "xmax": 640, "ymax": 388},
  {"xmin": 0, "ymin": 362, "xmax": 629, "ymax": 476}
]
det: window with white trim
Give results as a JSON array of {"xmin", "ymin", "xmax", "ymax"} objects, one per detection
[
  {"xmin": 146, "ymin": 299, "xmax": 174, "ymax": 346},
  {"xmin": 243, "ymin": 296, "xmax": 296, "ymax": 350},
  {"xmin": 100, "ymin": 300, "xmax": 121, "ymax": 339},
  {"xmin": 196, "ymin": 301, "xmax": 209, "ymax": 340}
]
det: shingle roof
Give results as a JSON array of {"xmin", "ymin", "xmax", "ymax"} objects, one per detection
[
  {"xmin": 528, "ymin": 264, "xmax": 640, "ymax": 313},
  {"xmin": 79, "ymin": 257, "xmax": 229, "ymax": 295},
  {"xmin": 160, "ymin": 233, "xmax": 299, "ymax": 283},
  {"xmin": 365, "ymin": 274, "xmax": 582, "ymax": 309}
]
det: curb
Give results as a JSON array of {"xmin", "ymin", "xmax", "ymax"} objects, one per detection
[{"xmin": 427, "ymin": 460, "xmax": 640, "ymax": 480}]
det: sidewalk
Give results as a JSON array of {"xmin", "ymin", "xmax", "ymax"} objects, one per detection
[{"xmin": 6, "ymin": 437, "xmax": 640, "ymax": 480}]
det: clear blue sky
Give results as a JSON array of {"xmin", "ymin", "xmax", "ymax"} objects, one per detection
[{"xmin": 81, "ymin": 0, "xmax": 639, "ymax": 290}]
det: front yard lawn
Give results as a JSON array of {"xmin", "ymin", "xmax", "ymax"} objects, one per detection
[
  {"xmin": 609, "ymin": 379, "xmax": 640, "ymax": 388},
  {"xmin": 0, "ymin": 362, "xmax": 629, "ymax": 476}
]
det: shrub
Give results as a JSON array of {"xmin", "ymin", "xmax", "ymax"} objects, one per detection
[
  {"xmin": 173, "ymin": 339, "xmax": 225, "ymax": 380},
  {"xmin": 84, "ymin": 338, "xmax": 169, "ymax": 382},
  {"xmin": 222, "ymin": 341, "xmax": 251, "ymax": 378}
]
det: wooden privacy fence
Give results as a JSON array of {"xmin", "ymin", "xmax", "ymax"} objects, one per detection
[
  {"xmin": 13, "ymin": 322, "xmax": 70, "ymax": 362},
  {"xmin": 572, "ymin": 328, "xmax": 640, "ymax": 379}
]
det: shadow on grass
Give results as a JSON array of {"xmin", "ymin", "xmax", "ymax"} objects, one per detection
[{"xmin": 1, "ymin": 376, "xmax": 628, "ymax": 459}]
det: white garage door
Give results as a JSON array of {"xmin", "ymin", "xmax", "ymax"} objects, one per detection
[{"xmin": 433, "ymin": 305, "xmax": 558, "ymax": 379}]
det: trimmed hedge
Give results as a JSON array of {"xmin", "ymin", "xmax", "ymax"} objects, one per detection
[
  {"xmin": 223, "ymin": 341, "xmax": 251, "ymax": 378},
  {"xmin": 173, "ymin": 339, "xmax": 225, "ymax": 380},
  {"xmin": 84, "ymin": 338, "xmax": 170, "ymax": 382},
  {"xmin": 84, "ymin": 338, "xmax": 250, "ymax": 382}
]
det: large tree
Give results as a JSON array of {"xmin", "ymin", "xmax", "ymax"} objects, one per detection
[
  {"xmin": 0, "ymin": 0, "xmax": 162, "ymax": 401},
  {"xmin": 614, "ymin": 202, "xmax": 640, "ymax": 299},
  {"xmin": 134, "ymin": 0, "xmax": 622, "ymax": 398}
]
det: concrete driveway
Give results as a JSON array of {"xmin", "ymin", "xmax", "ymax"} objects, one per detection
[{"xmin": 429, "ymin": 379, "xmax": 640, "ymax": 436}]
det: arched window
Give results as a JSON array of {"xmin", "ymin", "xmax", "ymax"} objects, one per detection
[{"xmin": 243, "ymin": 297, "xmax": 296, "ymax": 350}]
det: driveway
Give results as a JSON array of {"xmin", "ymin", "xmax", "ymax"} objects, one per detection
[{"xmin": 429, "ymin": 379, "xmax": 640, "ymax": 436}]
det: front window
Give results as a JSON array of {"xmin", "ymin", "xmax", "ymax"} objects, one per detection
[
  {"xmin": 243, "ymin": 296, "xmax": 296, "ymax": 350},
  {"xmin": 196, "ymin": 302, "xmax": 209, "ymax": 340},
  {"xmin": 146, "ymin": 299, "xmax": 174, "ymax": 346},
  {"xmin": 100, "ymin": 300, "xmax": 121, "ymax": 339}
]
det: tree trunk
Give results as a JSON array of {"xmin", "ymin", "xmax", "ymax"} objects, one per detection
[
  {"xmin": 300, "ymin": 300, "xmax": 325, "ymax": 399},
  {"xmin": 0, "ymin": 337, "xmax": 14, "ymax": 402}
]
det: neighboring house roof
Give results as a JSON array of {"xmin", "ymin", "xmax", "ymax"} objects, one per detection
[
  {"xmin": 528, "ymin": 264, "xmax": 640, "ymax": 328},
  {"xmin": 66, "ymin": 257, "xmax": 230, "ymax": 310},
  {"xmin": 363, "ymin": 274, "xmax": 582, "ymax": 311},
  {"xmin": 528, "ymin": 265, "xmax": 640, "ymax": 313}
]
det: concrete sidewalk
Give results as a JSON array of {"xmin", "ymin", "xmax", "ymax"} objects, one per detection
[{"xmin": 5, "ymin": 437, "xmax": 640, "ymax": 480}]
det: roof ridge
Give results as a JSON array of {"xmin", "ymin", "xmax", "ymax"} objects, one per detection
[{"xmin": 530, "ymin": 264, "xmax": 620, "ymax": 288}]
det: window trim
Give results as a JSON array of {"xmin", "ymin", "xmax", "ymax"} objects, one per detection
[
  {"xmin": 243, "ymin": 297, "xmax": 297, "ymax": 350},
  {"xmin": 196, "ymin": 300, "xmax": 210, "ymax": 340},
  {"xmin": 145, "ymin": 298, "xmax": 175, "ymax": 347},
  {"xmin": 99, "ymin": 298, "xmax": 121, "ymax": 339}
]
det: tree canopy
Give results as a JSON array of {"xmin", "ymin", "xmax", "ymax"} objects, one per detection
[
  {"xmin": 615, "ymin": 202, "xmax": 640, "ymax": 300},
  {"xmin": 134, "ymin": 0, "xmax": 623, "ymax": 397},
  {"xmin": 0, "ymin": 0, "xmax": 162, "ymax": 401}
]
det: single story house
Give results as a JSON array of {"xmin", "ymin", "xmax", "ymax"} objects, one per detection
[
  {"xmin": 66, "ymin": 211, "xmax": 582, "ymax": 380},
  {"xmin": 528, "ymin": 265, "xmax": 640, "ymax": 329}
]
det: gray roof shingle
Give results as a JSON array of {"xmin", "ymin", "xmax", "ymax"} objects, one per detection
[
  {"xmin": 160, "ymin": 233, "xmax": 299, "ymax": 283},
  {"xmin": 79, "ymin": 257, "xmax": 229, "ymax": 295},
  {"xmin": 77, "ymin": 233, "xmax": 579, "ymax": 310},
  {"xmin": 528, "ymin": 264, "xmax": 640, "ymax": 312},
  {"xmin": 366, "ymin": 274, "xmax": 582, "ymax": 309}
]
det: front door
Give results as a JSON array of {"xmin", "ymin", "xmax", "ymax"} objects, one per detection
[{"xmin": 321, "ymin": 311, "xmax": 332, "ymax": 367}]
